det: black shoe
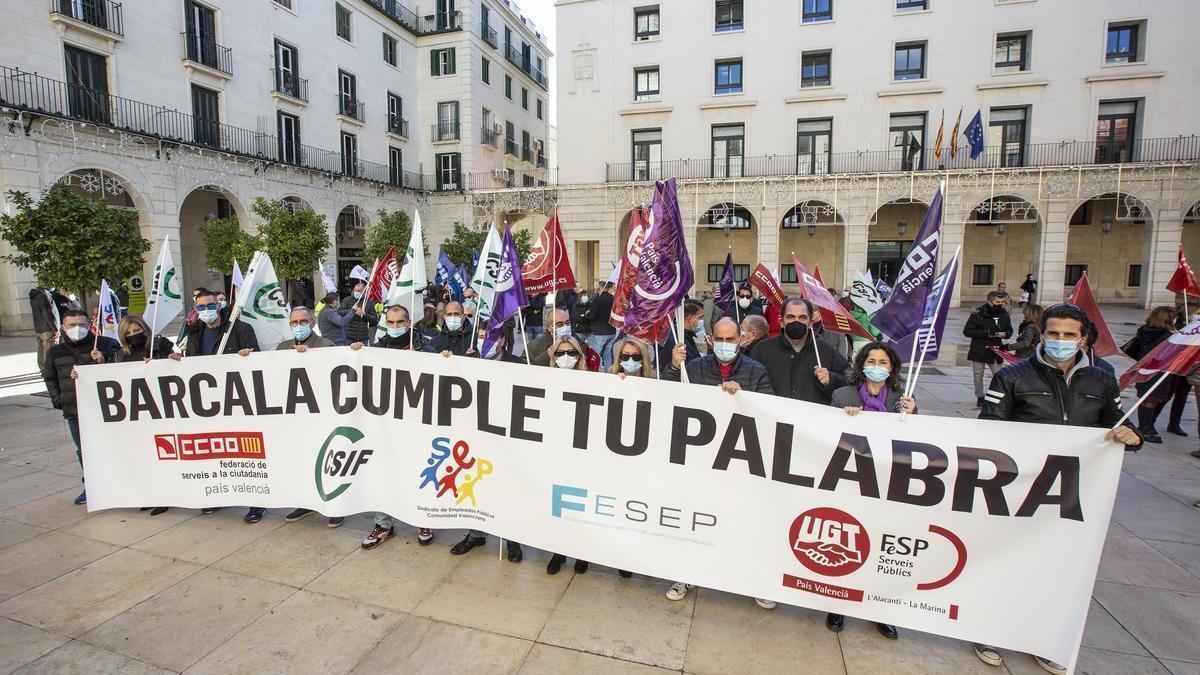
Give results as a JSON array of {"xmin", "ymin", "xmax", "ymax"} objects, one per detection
[
  {"xmin": 547, "ymin": 553, "xmax": 566, "ymax": 575},
  {"xmin": 201, "ymin": 507, "xmax": 223, "ymax": 514},
  {"xmin": 574, "ymin": 559, "xmax": 589, "ymax": 574},
  {"xmin": 285, "ymin": 508, "xmax": 314, "ymax": 522},
  {"xmin": 140, "ymin": 507, "xmax": 152, "ymax": 511},
  {"xmin": 1140, "ymin": 428, "xmax": 1163, "ymax": 444},
  {"xmin": 877, "ymin": 623, "xmax": 899, "ymax": 640},
  {"xmin": 506, "ymin": 541, "xmax": 523, "ymax": 563},
  {"xmin": 149, "ymin": 507, "xmax": 168, "ymax": 516},
  {"xmin": 1167, "ymin": 426, "xmax": 1188, "ymax": 437},
  {"xmin": 243, "ymin": 507, "xmax": 265, "ymax": 524},
  {"xmin": 826, "ymin": 613, "xmax": 844, "ymax": 632},
  {"xmin": 619, "ymin": 570, "xmax": 633, "ymax": 578},
  {"xmin": 327, "ymin": 517, "xmax": 344, "ymax": 528},
  {"xmin": 449, "ymin": 534, "xmax": 486, "ymax": 555},
  {"xmin": 976, "ymin": 397, "xmax": 984, "ymax": 408}
]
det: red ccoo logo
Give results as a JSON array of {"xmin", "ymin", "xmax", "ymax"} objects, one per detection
[
  {"xmin": 789, "ymin": 507, "xmax": 870, "ymax": 577},
  {"xmin": 155, "ymin": 432, "xmax": 266, "ymax": 461}
]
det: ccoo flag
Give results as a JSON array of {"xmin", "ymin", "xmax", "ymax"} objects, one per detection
[
  {"xmin": 892, "ymin": 246, "xmax": 961, "ymax": 361},
  {"xmin": 146, "ymin": 236, "xmax": 183, "ymax": 334},
  {"xmin": 1166, "ymin": 244, "xmax": 1200, "ymax": 297},
  {"xmin": 1119, "ymin": 316, "xmax": 1200, "ymax": 390},
  {"xmin": 871, "ymin": 187, "xmax": 944, "ymax": 341},
  {"xmin": 624, "ymin": 178, "xmax": 694, "ymax": 328},
  {"xmin": 793, "ymin": 255, "xmax": 874, "ymax": 340},
  {"xmin": 232, "ymin": 251, "xmax": 291, "ymax": 348},
  {"xmin": 481, "ymin": 224, "xmax": 529, "ymax": 355}
]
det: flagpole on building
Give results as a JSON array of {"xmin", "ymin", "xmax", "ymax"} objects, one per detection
[
  {"xmin": 905, "ymin": 246, "xmax": 961, "ymax": 399},
  {"xmin": 1111, "ymin": 370, "xmax": 1172, "ymax": 430}
]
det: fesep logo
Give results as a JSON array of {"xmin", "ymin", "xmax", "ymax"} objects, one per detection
[
  {"xmin": 550, "ymin": 483, "xmax": 718, "ymax": 534},
  {"xmin": 789, "ymin": 507, "xmax": 871, "ymax": 577},
  {"xmin": 155, "ymin": 432, "xmax": 265, "ymax": 460},
  {"xmin": 419, "ymin": 437, "xmax": 492, "ymax": 507},
  {"xmin": 314, "ymin": 426, "xmax": 373, "ymax": 502}
]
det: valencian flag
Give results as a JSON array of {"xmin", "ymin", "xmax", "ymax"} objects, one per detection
[
  {"xmin": 522, "ymin": 207, "xmax": 576, "ymax": 295},
  {"xmin": 624, "ymin": 178, "xmax": 694, "ymax": 329},
  {"xmin": 792, "ymin": 255, "xmax": 874, "ymax": 340},
  {"xmin": 1166, "ymin": 244, "xmax": 1200, "ymax": 297},
  {"xmin": 146, "ymin": 236, "xmax": 183, "ymax": 335},
  {"xmin": 748, "ymin": 262, "xmax": 785, "ymax": 306},
  {"xmin": 1068, "ymin": 271, "xmax": 1119, "ymax": 357},
  {"xmin": 872, "ymin": 187, "xmax": 944, "ymax": 341},
  {"xmin": 1119, "ymin": 316, "xmax": 1200, "ymax": 390},
  {"xmin": 610, "ymin": 206, "xmax": 671, "ymax": 342},
  {"xmin": 481, "ymin": 224, "xmax": 529, "ymax": 355},
  {"xmin": 949, "ymin": 107, "xmax": 963, "ymax": 159},
  {"xmin": 366, "ymin": 246, "xmax": 398, "ymax": 303},
  {"xmin": 715, "ymin": 249, "xmax": 736, "ymax": 314},
  {"xmin": 893, "ymin": 246, "xmax": 961, "ymax": 361}
]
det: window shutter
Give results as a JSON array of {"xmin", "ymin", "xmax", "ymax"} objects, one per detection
[
  {"xmin": 431, "ymin": 49, "xmax": 439, "ymax": 76},
  {"xmin": 448, "ymin": 48, "xmax": 456, "ymax": 74}
]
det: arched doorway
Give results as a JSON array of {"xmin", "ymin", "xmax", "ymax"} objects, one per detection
[
  {"xmin": 335, "ymin": 205, "xmax": 369, "ymax": 295},
  {"xmin": 1183, "ymin": 201, "xmax": 1200, "ymax": 268},
  {"xmin": 178, "ymin": 185, "xmax": 245, "ymax": 298},
  {"xmin": 780, "ymin": 200, "xmax": 845, "ymax": 294},
  {"xmin": 1065, "ymin": 192, "xmax": 1151, "ymax": 304},
  {"xmin": 54, "ymin": 169, "xmax": 145, "ymax": 312},
  {"xmin": 961, "ymin": 196, "xmax": 1040, "ymax": 304},
  {"xmin": 868, "ymin": 199, "xmax": 929, "ymax": 285},
  {"xmin": 697, "ymin": 202, "xmax": 758, "ymax": 294}
]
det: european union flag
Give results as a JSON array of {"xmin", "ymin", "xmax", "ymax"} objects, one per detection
[{"xmin": 964, "ymin": 109, "xmax": 985, "ymax": 160}]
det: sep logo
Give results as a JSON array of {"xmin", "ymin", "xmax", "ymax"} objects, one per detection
[
  {"xmin": 419, "ymin": 437, "xmax": 492, "ymax": 507},
  {"xmin": 789, "ymin": 507, "xmax": 871, "ymax": 577},
  {"xmin": 314, "ymin": 427, "xmax": 373, "ymax": 502}
]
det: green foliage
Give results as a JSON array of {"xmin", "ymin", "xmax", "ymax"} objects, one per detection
[
  {"xmin": 363, "ymin": 209, "xmax": 428, "ymax": 264},
  {"xmin": 441, "ymin": 223, "xmax": 534, "ymax": 273},
  {"xmin": 0, "ymin": 184, "xmax": 150, "ymax": 311},
  {"xmin": 252, "ymin": 197, "xmax": 330, "ymax": 291},
  {"xmin": 198, "ymin": 218, "xmax": 259, "ymax": 276}
]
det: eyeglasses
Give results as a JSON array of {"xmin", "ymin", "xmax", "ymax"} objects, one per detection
[
  {"xmin": 196, "ymin": 302, "xmax": 218, "ymax": 311},
  {"xmin": 738, "ymin": 295, "xmax": 752, "ymax": 300},
  {"xmin": 553, "ymin": 349, "xmax": 580, "ymax": 357},
  {"xmin": 619, "ymin": 353, "xmax": 643, "ymax": 362}
]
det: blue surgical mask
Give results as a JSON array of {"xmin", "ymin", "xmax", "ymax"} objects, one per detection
[
  {"xmin": 219, "ymin": 300, "xmax": 228, "ymax": 310},
  {"xmin": 555, "ymin": 325, "xmax": 571, "ymax": 339},
  {"xmin": 387, "ymin": 326, "xmax": 408, "ymax": 339},
  {"xmin": 712, "ymin": 342, "xmax": 738, "ymax": 363},
  {"xmin": 445, "ymin": 316, "xmax": 463, "ymax": 332},
  {"xmin": 353, "ymin": 290, "xmax": 364, "ymax": 300},
  {"xmin": 198, "ymin": 308, "xmax": 219, "ymax": 324},
  {"xmin": 862, "ymin": 365, "xmax": 890, "ymax": 383},
  {"xmin": 1043, "ymin": 339, "xmax": 1079, "ymax": 363},
  {"xmin": 695, "ymin": 319, "xmax": 705, "ymax": 334},
  {"xmin": 292, "ymin": 324, "xmax": 312, "ymax": 341},
  {"xmin": 620, "ymin": 358, "xmax": 642, "ymax": 374}
]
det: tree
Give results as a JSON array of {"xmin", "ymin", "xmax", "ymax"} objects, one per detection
[
  {"xmin": 363, "ymin": 208, "xmax": 428, "ymax": 264},
  {"xmin": 198, "ymin": 217, "xmax": 259, "ymax": 276},
  {"xmin": 0, "ymin": 184, "xmax": 150, "ymax": 312},
  {"xmin": 441, "ymin": 222, "xmax": 533, "ymax": 272},
  {"xmin": 252, "ymin": 197, "xmax": 330, "ymax": 302}
]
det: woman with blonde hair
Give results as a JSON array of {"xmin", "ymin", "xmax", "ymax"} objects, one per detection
[
  {"xmin": 545, "ymin": 333, "xmax": 590, "ymax": 576},
  {"xmin": 114, "ymin": 315, "xmax": 173, "ymax": 363},
  {"xmin": 608, "ymin": 336, "xmax": 655, "ymax": 379}
]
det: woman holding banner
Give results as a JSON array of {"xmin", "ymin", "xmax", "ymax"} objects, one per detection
[
  {"xmin": 113, "ymin": 315, "xmax": 174, "ymax": 516},
  {"xmin": 545, "ymin": 334, "xmax": 592, "ymax": 575},
  {"xmin": 609, "ymin": 337, "xmax": 657, "ymax": 579},
  {"xmin": 1131, "ymin": 306, "xmax": 1177, "ymax": 444}
]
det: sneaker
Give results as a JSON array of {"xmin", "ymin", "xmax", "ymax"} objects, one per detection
[
  {"xmin": 973, "ymin": 643, "xmax": 1003, "ymax": 667},
  {"xmin": 149, "ymin": 507, "xmax": 168, "ymax": 516},
  {"xmin": 243, "ymin": 507, "xmax": 266, "ymax": 524},
  {"xmin": 73, "ymin": 491, "xmax": 87, "ymax": 505},
  {"xmin": 201, "ymin": 507, "xmax": 223, "ymax": 514},
  {"xmin": 361, "ymin": 525, "xmax": 393, "ymax": 550},
  {"xmin": 506, "ymin": 540, "xmax": 523, "ymax": 563},
  {"xmin": 449, "ymin": 534, "xmax": 485, "ymax": 555},
  {"xmin": 285, "ymin": 508, "xmax": 314, "ymax": 522},
  {"xmin": 665, "ymin": 582, "xmax": 693, "ymax": 601},
  {"xmin": 1033, "ymin": 656, "xmax": 1066, "ymax": 675},
  {"xmin": 826, "ymin": 613, "xmax": 844, "ymax": 632},
  {"xmin": 754, "ymin": 598, "xmax": 776, "ymax": 610},
  {"xmin": 417, "ymin": 528, "xmax": 434, "ymax": 545},
  {"xmin": 327, "ymin": 517, "xmax": 344, "ymax": 528}
]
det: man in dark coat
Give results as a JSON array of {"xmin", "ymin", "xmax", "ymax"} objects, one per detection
[
  {"xmin": 338, "ymin": 281, "xmax": 378, "ymax": 345},
  {"xmin": 662, "ymin": 317, "xmax": 773, "ymax": 393},
  {"xmin": 181, "ymin": 292, "xmax": 259, "ymax": 357},
  {"xmin": 963, "ymin": 290, "xmax": 1013, "ymax": 407},
  {"xmin": 753, "ymin": 298, "xmax": 850, "ymax": 405},
  {"xmin": 29, "ymin": 285, "xmax": 60, "ymax": 368},
  {"xmin": 436, "ymin": 301, "xmax": 473, "ymax": 355}
]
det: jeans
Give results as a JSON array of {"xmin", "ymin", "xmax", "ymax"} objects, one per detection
[
  {"xmin": 36, "ymin": 331, "xmax": 55, "ymax": 370},
  {"xmin": 66, "ymin": 416, "xmax": 83, "ymax": 483},
  {"xmin": 587, "ymin": 333, "xmax": 618, "ymax": 372},
  {"xmin": 972, "ymin": 361, "xmax": 1001, "ymax": 398}
]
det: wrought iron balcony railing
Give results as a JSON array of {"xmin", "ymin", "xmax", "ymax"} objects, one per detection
[
  {"xmin": 388, "ymin": 116, "xmax": 409, "ymax": 137},
  {"xmin": 338, "ymin": 97, "xmax": 365, "ymax": 122},
  {"xmin": 50, "ymin": 0, "xmax": 123, "ymax": 36},
  {"xmin": 182, "ymin": 32, "xmax": 232, "ymax": 76},
  {"xmin": 481, "ymin": 126, "xmax": 498, "ymax": 147},
  {"xmin": 272, "ymin": 69, "xmax": 307, "ymax": 101},
  {"xmin": 432, "ymin": 121, "xmax": 460, "ymax": 141}
]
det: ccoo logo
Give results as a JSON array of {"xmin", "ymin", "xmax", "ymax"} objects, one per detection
[
  {"xmin": 789, "ymin": 507, "xmax": 871, "ymax": 577},
  {"xmin": 314, "ymin": 426, "xmax": 373, "ymax": 502}
]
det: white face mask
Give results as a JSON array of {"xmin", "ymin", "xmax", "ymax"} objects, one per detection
[
  {"xmin": 554, "ymin": 325, "xmax": 571, "ymax": 339},
  {"xmin": 737, "ymin": 298, "xmax": 751, "ymax": 309},
  {"xmin": 555, "ymin": 354, "xmax": 579, "ymax": 369},
  {"xmin": 65, "ymin": 325, "xmax": 88, "ymax": 342}
]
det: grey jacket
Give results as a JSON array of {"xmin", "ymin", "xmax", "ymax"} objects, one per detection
[{"xmin": 830, "ymin": 384, "xmax": 912, "ymax": 414}]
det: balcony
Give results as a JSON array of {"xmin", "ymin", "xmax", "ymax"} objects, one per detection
[
  {"xmin": 359, "ymin": 0, "xmax": 461, "ymax": 36},
  {"xmin": 522, "ymin": 147, "xmax": 532, "ymax": 163},
  {"xmin": 272, "ymin": 69, "xmax": 307, "ymax": 102},
  {"xmin": 505, "ymin": 138, "xmax": 517, "ymax": 156},
  {"xmin": 388, "ymin": 116, "xmax": 409, "ymax": 138},
  {"xmin": 338, "ymin": 97, "xmax": 365, "ymax": 122},
  {"xmin": 537, "ymin": 153, "xmax": 546, "ymax": 168},
  {"xmin": 182, "ymin": 32, "xmax": 232, "ymax": 76},
  {"xmin": 481, "ymin": 126, "xmax": 498, "ymax": 147},
  {"xmin": 50, "ymin": 0, "xmax": 123, "ymax": 37},
  {"xmin": 432, "ymin": 121, "xmax": 460, "ymax": 141},
  {"xmin": 481, "ymin": 23, "xmax": 498, "ymax": 48},
  {"xmin": 419, "ymin": 11, "xmax": 462, "ymax": 34},
  {"xmin": 504, "ymin": 44, "xmax": 549, "ymax": 91}
]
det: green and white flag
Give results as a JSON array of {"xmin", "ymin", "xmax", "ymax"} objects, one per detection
[
  {"xmin": 233, "ymin": 251, "xmax": 291, "ymax": 349},
  {"xmin": 468, "ymin": 223, "xmax": 503, "ymax": 324},
  {"xmin": 146, "ymin": 235, "xmax": 183, "ymax": 334},
  {"xmin": 378, "ymin": 211, "xmax": 428, "ymax": 338}
]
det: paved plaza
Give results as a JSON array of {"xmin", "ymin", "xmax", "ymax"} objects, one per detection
[{"xmin": 0, "ymin": 308, "xmax": 1198, "ymax": 675}]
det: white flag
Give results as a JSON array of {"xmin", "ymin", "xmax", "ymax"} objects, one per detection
[
  {"xmin": 318, "ymin": 264, "xmax": 337, "ymax": 293},
  {"xmin": 378, "ymin": 212, "xmax": 429, "ymax": 338},
  {"xmin": 233, "ymin": 251, "xmax": 291, "ymax": 349},
  {"xmin": 349, "ymin": 264, "xmax": 371, "ymax": 281},
  {"xmin": 97, "ymin": 279, "xmax": 120, "ymax": 339},
  {"xmin": 231, "ymin": 260, "xmax": 244, "ymax": 290},
  {"xmin": 468, "ymin": 224, "xmax": 503, "ymax": 323},
  {"xmin": 146, "ymin": 236, "xmax": 183, "ymax": 334},
  {"xmin": 849, "ymin": 271, "xmax": 885, "ymax": 315}
]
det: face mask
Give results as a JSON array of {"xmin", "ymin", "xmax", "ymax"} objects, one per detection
[
  {"xmin": 579, "ymin": 295, "xmax": 589, "ymax": 305},
  {"xmin": 219, "ymin": 300, "xmax": 228, "ymax": 310},
  {"xmin": 65, "ymin": 326, "xmax": 88, "ymax": 342},
  {"xmin": 1044, "ymin": 339, "xmax": 1079, "ymax": 363},
  {"xmin": 862, "ymin": 365, "xmax": 890, "ymax": 383},
  {"xmin": 784, "ymin": 321, "xmax": 808, "ymax": 340},
  {"xmin": 555, "ymin": 354, "xmax": 579, "ymax": 369},
  {"xmin": 555, "ymin": 325, "xmax": 571, "ymax": 339},
  {"xmin": 692, "ymin": 319, "xmax": 705, "ymax": 337},
  {"xmin": 445, "ymin": 316, "xmax": 463, "ymax": 332},
  {"xmin": 127, "ymin": 333, "xmax": 147, "ymax": 349},
  {"xmin": 712, "ymin": 342, "xmax": 738, "ymax": 363},
  {"xmin": 737, "ymin": 298, "xmax": 751, "ymax": 309},
  {"xmin": 198, "ymin": 309, "xmax": 219, "ymax": 324},
  {"xmin": 292, "ymin": 324, "xmax": 312, "ymax": 341},
  {"xmin": 353, "ymin": 290, "xmax": 364, "ymax": 300},
  {"xmin": 620, "ymin": 358, "xmax": 642, "ymax": 374},
  {"xmin": 387, "ymin": 326, "xmax": 408, "ymax": 338}
]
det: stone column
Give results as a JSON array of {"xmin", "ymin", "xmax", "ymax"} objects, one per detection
[
  {"xmin": 1145, "ymin": 203, "xmax": 1184, "ymax": 308},
  {"xmin": 843, "ymin": 216, "xmax": 869, "ymax": 291},
  {"xmin": 941, "ymin": 205, "xmax": 967, "ymax": 308},
  {"xmin": 1037, "ymin": 199, "xmax": 1073, "ymax": 305}
]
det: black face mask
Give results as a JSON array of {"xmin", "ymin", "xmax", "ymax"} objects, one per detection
[
  {"xmin": 127, "ymin": 333, "xmax": 147, "ymax": 349},
  {"xmin": 784, "ymin": 321, "xmax": 808, "ymax": 340},
  {"xmin": 986, "ymin": 304, "xmax": 1003, "ymax": 316}
]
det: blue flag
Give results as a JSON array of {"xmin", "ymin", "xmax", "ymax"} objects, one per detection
[
  {"xmin": 964, "ymin": 109, "xmax": 985, "ymax": 160},
  {"xmin": 875, "ymin": 278, "xmax": 892, "ymax": 300},
  {"xmin": 716, "ymin": 249, "xmax": 735, "ymax": 314},
  {"xmin": 871, "ymin": 188, "xmax": 943, "ymax": 342},
  {"xmin": 892, "ymin": 247, "xmax": 960, "ymax": 362},
  {"xmin": 468, "ymin": 248, "xmax": 480, "ymax": 280},
  {"xmin": 436, "ymin": 248, "xmax": 465, "ymax": 301},
  {"xmin": 481, "ymin": 224, "xmax": 528, "ymax": 355}
]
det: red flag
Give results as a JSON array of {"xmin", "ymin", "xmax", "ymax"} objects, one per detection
[
  {"xmin": 1068, "ymin": 271, "xmax": 1118, "ymax": 357},
  {"xmin": 812, "ymin": 264, "xmax": 825, "ymax": 287},
  {"xmin": 1119, "ymin": 317, "xmax": 1200, "ymax": 390},
  {"xmin": 367, "ymin": 247, "xmax": 398, "ymax": 303},
  {"xmin": 987, "ymin": 345, "xmax": 1021, "ymax": 366},
  {"xmin": 610, "ymin": 206, "xmax": 670, "ymax": 343},
  {"xmin": 793, "ymin": 254, "xmax": 874, "ymax": 340},
  {"xmin": 521, "ymin": 208, "xmax": 577, "ymax": 295},
  {"xmin": 1166, "ymin": 245, "xmax": 1200, "ymax": 296},
  {"xmin": 748, "ymin": 263, "xmax": 785, "ymax": 306}
]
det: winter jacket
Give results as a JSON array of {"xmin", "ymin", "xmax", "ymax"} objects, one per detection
[
  {"xmin": 318, "ymin": 304, "xmax": 355, "ymax": 346},
  {"xmin": 41, "ymin": 334, "xmax": 121, "ymax": 418},
  {"xmin": 1012, "ymin": 321, "xmax": 1041, "ymax": 360},
  {"xmin": 963, "ymin": 304, "xmax": 1013, "ymax": 363},
  {"xmin": 830, "ymin": 384, "xmax": 915, "ymax": 414},
  {"xmin": 1131, "ymin": 325, "xmax": 1173, "ymax": 399},
  {"xmin": 28, "ymin": 287, "xmax": 58, "ymax": 333},
  {"xmin": 338, "ymin": 296, "xmax": 378, "ymax": 344},
  {"xmin": 657, "ymin": 329, "xmax": 703, "ymax": 371},
  {"xmin": 753, "ymin": 334, "xmax": 851, "ymax": 405},
  {"xmin": 274, "ymin": 333, "xmax": 336, "ymax": 350},
  {"xmin": 662, "ymin": 353, "xmax": 774, "ymax": 394},
  {"xmin": 437, "ymin": 320, "xmax": 475, "ymax": 355},
  {"xmin": 113, "ymin": 335, "xmax": 174, "ymax": 362},
  {"xmin": 373, "ymin": 331, "xmax": 439, "ymax": 353},
  {"xmin": 588, "ymin": 291, "xmax": 616, "ymax": 336},
  {"xmin": 183, "ymin": 316, "xmax": 260, "ymax": 356}
]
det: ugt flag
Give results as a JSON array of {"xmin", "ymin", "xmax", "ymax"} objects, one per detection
[
  {"xmin": 715, "ymin": 249, "xmax": 736, "ymax": 314},
  {"xmin": 893, "ymin": 246, "xmax": 961, "ymax": 362},
  {"xmin": 366, "ymin": 247, "xmax": 398, "ymax": 304},
  {"xmin": 146, "ymin": 236, "xmax": 183, "ymax": 334},
  {"xmin": 624, "ymin": 178, "xmax": 694, "ymax": 328},
  {"xmin": 97, "ymin": 279, "xmax": 120, "ymax": 339},
  {"xmin": 233, "ymin": 251, "xmax": 291, "ymax": 348},
  {"xmin": 522, "ymin": 207, "xmax": 576, "ymax": 295},
  {"xmin": 1068, "ymin": 271, "xmax": 1118, "ymax": 358},
  {"xmin": 1119, "ymin": 316, "xmax": 1200, "ymax": 390},
  {"xmin": 470, "ymin": 224, "xmax": 503, "ymax": 324},
  {"xmin": 436, "ymin": 248, "xmax": 465, "ymax": 301},
  {"xmin": 872, "ymin": 188, "xmax": 944, "ymax": 341},
  {"xmin": 1166, "ymin": 244, "xmax": 1200, "ymax": 297},
  {"xmin": 793, "ymin": 255, "xmax": 874, "ymax": 340},
  {"xmin": 481, "ymin": 224, "xmax": 529, "ymax": 355}
]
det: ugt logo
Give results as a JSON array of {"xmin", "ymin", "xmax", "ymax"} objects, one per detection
[
  {"xmin": 419, "ymin": 437, "xmax": 493, "ymax": 508},
  {"xmin": 789, "ymin": 507, "xmax": 871, "ymax": 577},
  {"xmin": 314, "ymin": 426, "xmax": 373, "ymax": 502}
]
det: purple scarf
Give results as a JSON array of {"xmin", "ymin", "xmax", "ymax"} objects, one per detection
[{"xmin": 857, "ymin": 381, "xmax": 890, "ymax": 413}]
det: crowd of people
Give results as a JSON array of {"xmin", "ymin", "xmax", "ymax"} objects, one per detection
[{"xmin": 31, "ymin": 271, "xmax": 1167, "ymax": 675}]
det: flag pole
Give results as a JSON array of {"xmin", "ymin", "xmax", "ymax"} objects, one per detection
[
  {"xmin": 808, "ymin": 321, "xmax": 823, "ymax": 370},
  {"xmin": 515, "ymin": 311, "xmax": 532, "ymax": 365},
  {"xmin": 217, "ymin": 251, "xmax": 255, "ymax": 355},
  {"xmin": 147, "ymin": 237, "xmax": 166, "ymax": 358},
  {"xmin": 672, "ymin": 302, "xmax": 689, "ymax": 384},
  {"xmin": 1111, "ymin": 370, "xmax": 1172, "ymax": 430},
  {"xmin": 906, "ymin": 246, "xmax": 961, "ymax": 399}
]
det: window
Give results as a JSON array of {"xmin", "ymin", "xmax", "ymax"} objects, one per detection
[
  {"xmin": 971, "ymin": 264, "xmax": 995, "ymax": 286},
  {"xmin": 482, "ymin": 57, "xmax": 490, "ymax": 83},
  {"xmin": 63, "ymin": 45, "xmax": 109, "ymax": 123},
  {"xmin": 274, "ymin": 0, "xmax": 292, "ymax": 8},
  {"xmin": 1106, "ymin": 22, "xmax": 1140, "ymax": 64},
  {"xmin": 387, "ymin": 93, "xmax": 404, "ymax": 135},
  {"xmin": 522, "ymin": 130, "xmax": 532, "ymax": 162},
  {"xmin": 436, "ymin": 101, "xmax": 459, "ymax": 140},
  {"xmin": 274, "ymin": 40, "xmax": 301, "ymax": 98},
  {"xmin": 634, "ymin": 5, "xmax": 660, "ymax": 40},
  {"xmin": 537, "ymin": 99, "xmax": 543, "ymax": 119},
  {"xmin": 889, "ymin": 112, "xmax": 926, "ymax": 171},
  {"xmin": 634, "ymin": 66, "xmax": 660, "ymax": 100},
  {"xmin": 383, "ymin": 34, "xmax": 398, "ymax": 67},
  {"xmin": 337, "ymin": 69, "xmax": 358, "ymax": 118},
  {"xmin": 632, "ymin": 128, "xmax": 662, "ymax": 181},
  {"xmin": 714, "ymin": 58, "xmax": 743, "ymax": 94},
  {"xmin": 894, "ymin": 41, "xmax": 926, "ymax": 80},
  {"xmin": 715, "ymin": 0, "xmax": 743, "ymax": 31},
  {"xmin": 701, "ymin": 203, "xmax": 752, "ymax": 230},
  {"xmin": 1127, "ymin": 264, "xmax": 1143, "ymax": 287},
  {"xmin": 191, "ymin": 84, "xmax": 219, "ymax": 147},
  {"xmin": 340, "ymin": 131, "xmax": 357, "ymax": 176},
  {"xmin": 1064, "ymin": 264, "xmax": 1088, "ymax": 287},
  {"xmin": 505, "ymin": 74, "xmax": 513, "ymax": 99},
  {"xmin": 801, "ymin": 50, "xmax": 831, "ymax": 87},
  {"xmin": 896, "ymin": 0, "xmax": 927, "ymax": 10},
  {"xmin": 708, "ymin": 264, "xmax": 750, "ymax": 283},
  {"xmin": 505, "ymin": 120, "xmax": 516, "ymax": 155},
  {"xmin": 335, "ymin": 3, "xmax": 351, "ymax": 41},
  {"xmin": 436, "ymin": 152, "xmax": 461, "ymax": 190},
  {"xmin": 711, "ymin": 124, "xmax": 744, "ymax": 178},
  {"xmin": 796, "ymin": 118, "xmax": 832, "ymax": 174},
  {"xmin": 522, "ymin": 87, "xmax": 528, "ymax": 109},
  {"xmin": 1095, "ymin": 100, "xmax": 1138, "ymax": 163},
  {"xmin": 523, "ymin": 174, "xmax": 536, "ymax": 187},
  {"xmin": 431, "ymin": 48, "xmax": 456, "ymax": 76},
  {"xmin": 803, "ymin": 0, "xmax": 831, "ymax": 23},
  {"xmin": 987, "ymin": 106, "xmax": 1027, "ymax": 167},
  {"xmin": 184, "ymin": 1, "xmax": 221, "ymax": 72},
  {"xmin": 389, "ymin": 147, "xmax": 403, "ymax": 187},
  {"xmin": 779, "ymin": 265, "xmax": 798, "ymax": 283},
  {"xmin": 994, "ymin": 32, "xmax": 1029, "ymax": 73},
  {"xmin": 277, "ymin": 111, "xmax": 300, "ymax": 164}
]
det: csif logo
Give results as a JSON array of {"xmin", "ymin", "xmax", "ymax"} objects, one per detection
[
  {"xmin": 789, "ymin": 507, "xmax": 871, "ymax": 577},
  {"xmin": 314, "ymin": 426, "xmax": 373, "ymax": 502},
  {"xmin": 247, "ymin": 282, "xmax": 287, "ymax": 321}
]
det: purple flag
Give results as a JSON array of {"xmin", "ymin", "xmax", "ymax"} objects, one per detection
[
  {"xmin": 892, "ymin": 246, "xmax": 960, "ymax": 362},
  {"xmin": 716, "ymin": 249, "xmax": 735, "ymax": 314},
  {"xmin": 871, "ymin": 188, "xmax": 943, "ymax": 341},
  {"xmin": 481, "ymin": 224, "xmax": 528, "ymax": 355},
  {"xmin": 625, "ymin": 178, "xmax": 694, "ymax": 327}
]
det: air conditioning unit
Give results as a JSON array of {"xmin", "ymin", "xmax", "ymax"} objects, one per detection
[{"xmin": 493, "ymin": 122, "xmax": 504, "ymax": 135}]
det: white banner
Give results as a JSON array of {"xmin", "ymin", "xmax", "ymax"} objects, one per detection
[{"xmin": 75, "ymin": 348, "xmax": 1123, "ymax": 669}]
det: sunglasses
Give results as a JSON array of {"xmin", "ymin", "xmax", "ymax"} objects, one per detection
[
  {"xmin": 196, "ymin": 302, "xmax": 218, "ymax": 311},
  {"xmin": 619, "ymin": 353, "xmax": 643, "ymax": 362},
  {"xmin": 553, "ymin": 349, "xmax": 580, "ymax": 358}
]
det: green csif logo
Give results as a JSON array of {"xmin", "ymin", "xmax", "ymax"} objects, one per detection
[
  {"xmin": 248, "ymin": 282, "xmax": 287, "ymax": 320},
  {"xmin": 314, "ymin": 426, "xmax": 373, "ymax": 502}
]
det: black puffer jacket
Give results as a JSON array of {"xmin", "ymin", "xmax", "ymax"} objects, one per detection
[
  {"xmin": 981, "ymin": 350, "xmax": 1141, "ymax": 449},
  {"xmin": 438, "ymin": 319, "xmax": 475, "ymax": 355},
  {"xmin": 1131, "ymin": 325, "xmax": 1174, "ymax": 398},
  {"xmin": 662, "ymin": 353, "xmax": 774, "ymax": 393},
  {"xmin": 752, "ymin": 334, "xmax": 850, "ymax": 405},
  {"xmin": 114, "ymin": 335, "xmax": 174, "ymax": 362},
  {"xmin": 183, "ymin": 316, "xmax": 259, "ymax": 356},
  {"xmin": 963, "ymin": 304, "xmax": 1013, "ymax": 363},
  {"xmin": 41, "ymin": 334, "xmax": 121, "ymax": 418},
  {"xmin": 375, "ymin": 330, "xmax": 439, "ymax": 353},
  {"xmin": 339, "ymin": 296, "xmax": 379, "ymax": 344}
]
